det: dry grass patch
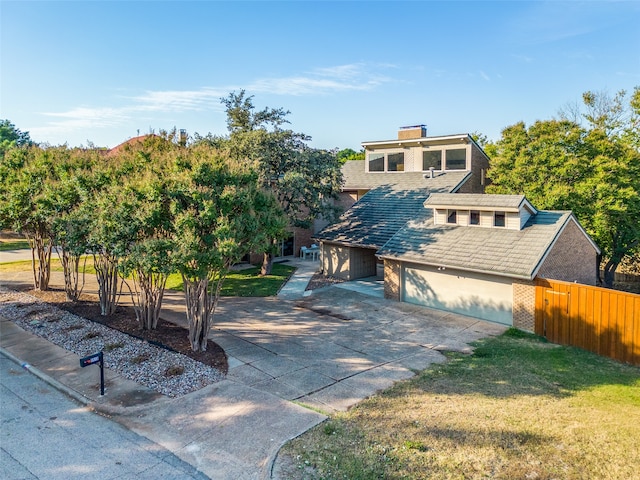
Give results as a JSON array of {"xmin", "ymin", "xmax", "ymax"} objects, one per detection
[{"xmin": 280, "ymin": 329, "xmax": 640, "ymax": 480}]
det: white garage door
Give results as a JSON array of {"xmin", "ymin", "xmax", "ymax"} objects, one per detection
[{"xmin": 402, "ymin": 265, "xmax": 513, "ymax": 325}]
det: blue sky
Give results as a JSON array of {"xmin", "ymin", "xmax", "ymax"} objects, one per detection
[{"xmin": 1, "ymin": 1, "xmax": 639, "ymax": 150}]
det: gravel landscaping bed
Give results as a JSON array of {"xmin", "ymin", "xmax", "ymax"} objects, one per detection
[{"xmin": 0, "ymin": 287, "xmax": 225, "ymax": 397}]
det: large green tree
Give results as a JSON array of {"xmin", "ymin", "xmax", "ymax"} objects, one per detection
[
  {"xmin": 200, "ymin": 91, "xmax": 343, "ymax": 274},
  {"xmin": 486, "ymin": 88, "xmax": 640, "ymax": 287}
]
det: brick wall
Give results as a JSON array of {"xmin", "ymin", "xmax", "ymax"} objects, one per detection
[
  {"xmin": 453, "ymin": 142, "xmax": 489, "ymax": 194},
  {"xmin": 538, "ymin": 219, "xmax": 598, "ymax": 285},
  {"xmin": 512, "ymin": 279, "xmax": 536, "ymax": 332},
  {"xmin": 384, "ymin": 260, "xmax": 401, "ymax": 301}
]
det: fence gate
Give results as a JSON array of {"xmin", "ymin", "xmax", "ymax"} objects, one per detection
[{"xmin": 535, "ymin": 278, "xmax": 640, "ymax": 366}]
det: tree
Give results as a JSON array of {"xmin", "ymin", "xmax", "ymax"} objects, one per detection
[
  {"xmin": 169, "ymin": 145, "xmax": 285, "ymax": 352},
  {"xmin": 48, "ymin": 148, "xmax": 98, "ymax": 301},
  {"xmin": 0, "ymin": 146, "xmax": 61, "ymax": 290},
  {"xmin": 0, "ymin": 119, "xmax": 33, "ymax": 158},
  {"xmin": 336, "ymin": 148, "xmax": 365, "ymax": 164},
  {"xmin": 210, "ymin": 91, "xmax": 343, "ymax": 274},
  {"xmin": 116, "ymin": 135, "xmax": 177, "ymax": 329},
  {"xmin": 486, "ymin": 87, "xmax": 640, "ymax": 287}
]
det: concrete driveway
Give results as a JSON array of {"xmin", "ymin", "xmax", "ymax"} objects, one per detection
[{"xmin": 212, "ymin": 287, "xmax": 506, "ymax": 414}]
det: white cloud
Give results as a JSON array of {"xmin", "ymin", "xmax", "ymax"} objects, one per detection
[
  {"xmin": 28, "ymin": 63, "xmax": 397, "ymax": 143},
  {"xmin": 130, "ymin": 88, "xmax": 227, "ymax": 112},
  {"xmin": 479, "ymin": 70, "xmax": 490, "ymax": 82},
  {"xmin": 248, "ymin": 63, "xmax": 394, "ymax": 96}
]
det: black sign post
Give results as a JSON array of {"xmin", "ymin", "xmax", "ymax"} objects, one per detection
[{"xmin": 79, "ymin": 351, "xmax": 104, "ymax": 396}]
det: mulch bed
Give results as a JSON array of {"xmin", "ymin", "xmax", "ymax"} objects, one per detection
[{"xmin": 25, "ymin": 287, "xmax": 228, "ymax": 374}]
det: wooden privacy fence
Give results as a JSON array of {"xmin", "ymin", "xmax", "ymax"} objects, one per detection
[{"xmin": 535, "ymin": 279, "xmax": 640, "ymax": 366}]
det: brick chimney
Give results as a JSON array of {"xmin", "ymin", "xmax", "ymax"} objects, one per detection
[{"xmin": 398, "ymin": 125, "xmax": 427, "ymax": 140}]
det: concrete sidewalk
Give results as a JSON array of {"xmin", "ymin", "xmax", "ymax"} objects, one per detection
[
  {"xmin": 0, "ymin": 350, "xmax": 208, "ymax": 479},
  {"xmin": 0, "ymin": 256, "xmax": 507, "ymax": 479}
]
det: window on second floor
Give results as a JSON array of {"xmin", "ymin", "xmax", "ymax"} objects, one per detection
[
  {"xmin": 422, "ymin": 150, "xmax": 442, "ymax": 170},
  {"xmin": 447, "ymin": 210, "xmax": 457, "ymax": 224},
  {"xmin": 470, "ymin": 210, "xmax": 480, "ymax": 225},
  {"xmin": 422, "ymin": 147, "xmax": 468, "ymax": 172},
  {"xmin": 368, "ymin": 153, "xmax": 384, "ymax": 172},
  {"xmin": 367, "ymin": 152, "xmax": 404, "ymax": 172},
  {"xmin": 494, "ymin": 211, "xmax": 506, "ymax": 227},
  {"xmin": 445, "ymin": 148, "xmax": 467, "ymax": 170},
  {"xmin": 388, "ymin": 152, "xmax": 405, "ymax": 171}
]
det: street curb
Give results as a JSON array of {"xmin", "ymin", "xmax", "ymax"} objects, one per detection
[{"xmin": 0, "ymin": 346, "xmax": 92, "ymax": 407}]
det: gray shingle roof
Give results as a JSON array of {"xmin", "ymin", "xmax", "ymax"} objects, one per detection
[
  {"xmin": 341, "ymin": 160, "xmax": 470, "ymax": 191},
  {"xmin": 377, "ymin": 211, "xmax": 574, "ymax": 279},
  {"xmin": 424, "ymin": 193, "xmax": 531, "ymax": 210},
  {"xmin": 316, "ymin": 174, "xmax": 466, "ymax": 249}
]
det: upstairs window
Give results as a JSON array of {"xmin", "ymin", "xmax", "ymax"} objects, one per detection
[
  {"xmin": 422, "ymin": 150, "xmax": 442, "ymax": 170},
  {"xmin": 367, "ymin": 151, "xmax": 404, "ymax": 172},
  {"xmin": 368, "ymin": 153, "xmax": 384, "ymax": 172},
  {"xmin": 445, "ymin": 148, "xmax": 467, "ymax": 170},
  {"xmin": 470, "ymin": 210, "xmax": 480, "ymax": 225},
  {"xmin": 447, "ymin": 210, "xmax": 457, "ymax": 224},
  {"xmin": 388, "ymin": 152, "xmax": 405, "ymax": 171},
  {"xmin": 494, "ymin": 211, "xmax": 506, "ymax": 227}
]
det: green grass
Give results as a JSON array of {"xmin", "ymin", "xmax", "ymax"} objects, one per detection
[
  {"xmin": 280, "ymin": 328, "xmax": 640, "ymax": 480},
  {"xmin": 165, "ymin": 263, "xmax": 295, "ymax": 297},
  {"xmin": 0, "ymin": 257, "xmax": 295, "ymax": 298},
  {"xmin": 0, "ymin": 240, "xmax": 30, "ymax": 251}
]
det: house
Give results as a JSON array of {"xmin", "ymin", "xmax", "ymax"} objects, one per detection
[
  {"xmin": 379, "ymin": 193, "xmax": 600, "ymax": 329},
  {"xmin": 315, "ymin": 126, "xmax": 490, "ymax": 280},
  {"xmin": 315, "ymin": 126, "xmax": 600, "ymax": 330}
]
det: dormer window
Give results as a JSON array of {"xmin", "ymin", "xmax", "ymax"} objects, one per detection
[
  {"xmin": 470, "ymin": 210, "xmax": 480, "ymax": 225},
  {"xmin": 494, "ymin": 211, "xmax": 506, "ymax": 227},
  {"xmin": 447, "ymin": 210, "xmax": 457, "ymax": 224}
]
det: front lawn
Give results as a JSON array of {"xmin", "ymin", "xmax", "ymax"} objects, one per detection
[
  {"xmin": 0, "ymin": 239, "xmax": 30, "ymax": 251},
  {"xmin": 281, "ymin": 329, "xmax": 640, "ymax": 479},
  {"xmin": 165, "ymin": 263, "xmax": 295, "ymax": 296},
  {"xmin": 0, "ymin": 258, "xmax": 295, "ymax": 297}
]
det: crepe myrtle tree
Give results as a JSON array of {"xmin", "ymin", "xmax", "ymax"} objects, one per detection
[
  {"xmin": 0, "ymin": 146, "xmax": 64, "ymax": 290},
  {"xmin": 169, "ymin": 146, "xmax": 286, "ymax": 352},
  {"xmin": 118, "ymin": 179, "xmax": 175, "ymax": 331}
]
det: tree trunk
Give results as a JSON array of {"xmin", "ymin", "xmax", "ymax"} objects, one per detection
[
  {"xmin": 261, "ymin": 251, "xmax": 274, "ymax": 276},
  {"xmin": 603, "ymin": 258, "xmax": 619, "ymax": 288},
  {"xmin": 94, "ymin": 253, "xmax": 120, "ymax": 316},
  {"xmin": 26, "ymin": 233, "xmax": 52, "ymax": 291},
  {"xmin": 59, "ymin": 248, "xmax": 85, "ymax": 301},
  {"xmin": 182, "ymin": 270, "xmax": 227, "ymax": 352},
  {"xmin": 128, "ymin": 270, "xmax": 167, "ymax": 330}
]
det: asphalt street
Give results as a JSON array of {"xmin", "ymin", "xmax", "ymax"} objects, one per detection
[{"xmin": 0, "ymin": 352, "xmax": 208, "ymax": 480}]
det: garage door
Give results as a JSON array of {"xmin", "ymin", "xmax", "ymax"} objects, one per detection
[{"xmin": 402, "ymin": 265, "xmax": 513, "ymax": 325}]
